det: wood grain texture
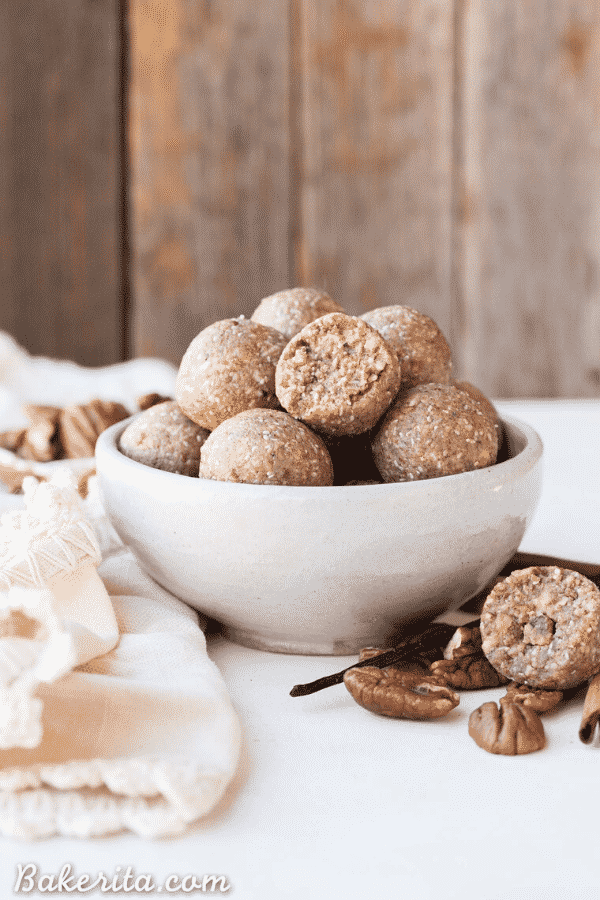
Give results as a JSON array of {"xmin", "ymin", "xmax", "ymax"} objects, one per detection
[
  {"xmin": 0, "ymin": 0, "xmax": 123, "ymax": 366},
  {"xmin": 296, "ymin": 0, "xmax": 455, "ymax": 339},
  {"xmin": 454, "ymin": 0, "xmax": 600, "ymax": 396},
  {"xmin": 128, "ymin": 0, "xmax": 292, "ymax": 364}
]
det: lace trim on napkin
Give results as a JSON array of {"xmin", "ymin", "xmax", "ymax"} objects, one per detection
[{"xmin": 0, "ymin": 755, "xmax": 230, "ymax": 839}]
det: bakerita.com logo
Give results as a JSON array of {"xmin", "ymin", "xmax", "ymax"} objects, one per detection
[{"xmin": 14, "ymin": 864, "xmax": 231, "ymax": 893}]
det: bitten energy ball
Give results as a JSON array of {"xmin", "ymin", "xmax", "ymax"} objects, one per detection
[
  {"xmin": 199, "ymin": 409, "xmax": 333, "ymax": 486},
  {"xmin": 251, "ymin": 287, "xmax": 345, "ymax": 340},
  {"xmin": 481, "ymin": 567, "xmax": 600, "ymax": 690},
  {"xmin": 360, "ymin": 305, "xmax": 452, "ymax": 389},
  {"xmin": 176, "ymin": 318, "xmax": 288, "ymax": 430},
  {"xmin": 119, "ymin": 401, "xmax": 209, "ymax": 476},
  {"xmin": 275, "ymin": 313, "xmax": 401, "ymax": 436},
  {"xmin": 372, "ymin": 383, "xmax": 498, "ymax": 482}
]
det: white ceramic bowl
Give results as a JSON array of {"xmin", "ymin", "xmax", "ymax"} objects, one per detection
[{"xmin": 95, "ymin": 415, "xmax": 543, "ymax": 655}]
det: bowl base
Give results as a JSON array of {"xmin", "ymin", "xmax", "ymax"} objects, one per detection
[{"xmin": 222, "ymin": 624, "xmax": 367, "ymax": 656}]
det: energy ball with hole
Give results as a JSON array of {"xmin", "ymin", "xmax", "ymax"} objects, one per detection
[
  {"xmin": 372, "ymin": 383, "xmax": 498, "ymax": 483},
  {"xmin": 251, "ymin": 287, "xmax": 345, "ymax": 340},
  {"xmin": 175, "ymin": 317, "xmax": 288, "ymax": 431},
  {"xmin": 275, "ymin": 313, "xmax": 401, "ymax": 437},
  {"xmin": 199, "ymin": 409, "xmax": 333, "ymax": 486},
  {"xmin": 119, "ymin": 401, "xmax": 209, "ymax": 476},
  {"xmin": 481, "ymin": 567, "xmax": 600, "ymax": 689},
  {"xmin": 360, "ymin": 305, "xmax": 452, "ymax": 389}
]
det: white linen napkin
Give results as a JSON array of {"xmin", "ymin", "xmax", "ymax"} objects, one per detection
[{"xmin": 0, "ymin": 334, "xmax": 240, "ymax": 839}]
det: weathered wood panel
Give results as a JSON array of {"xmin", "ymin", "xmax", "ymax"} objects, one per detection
[
  {"xmin": 128, "ymin": 0, "xmax": 292, "ymax": 364},
  {"xmin": 0, "ymin": 0, "xmax": 123, "ymax": 366},
  {"xmin": 454, "ymin": 0, "xmax": 600, "ymax": 397},
  {"xmin": 297, "ymin": 0, "xmax": 456, "ymax": 339}
]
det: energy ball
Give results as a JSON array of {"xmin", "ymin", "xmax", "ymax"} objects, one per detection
[
  {"xmin": 275, "ymin": 313, "xmax": 401, "ymax": 437},
  {"xmin": 372, "ymin": 383, "xmax": 498, "ymax": 483},
  {"xmin": 119, "ymin": 401, "xmax": 209, "ymax": 476},
  {"xmin": 453, "ymin": 380, "xmax": 498, "ymax": 425},
  {"xmin": 454, "ymin": 380, "xmax": 502, "ymax": 455},
  {"xmin": 199, "ymin": 409, "xmax": 333, "ymax": 486},
  {"xmin": 175, "ymin": 317, "xmax": 288, "ymax": 431},
  {"xmin": 360, "ymin": 305, "xmax": 452, "ymax": 389},
  {"xmin": 251, "ymin": 287, "xmax": 345, "ymax": 339},
  {"xmin": 481, "ymin": 567, "xmax": 600, "ymax": 689}
]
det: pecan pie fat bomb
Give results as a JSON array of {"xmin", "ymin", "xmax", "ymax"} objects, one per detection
[
  {"xmin": 371, "ymin": 383, "xmax": 498, "ymax": 483},
  {"xmin": 199, "ymin": 409, "xmax": 333, "ymax": 486},
  {"xmin": 251, "ymin": 287, "xmax": 345, "ymax": 340},
  {"xmin": 119, "ymin": 401, "xmax": 209, "ymax": 476},
  {"xmin": 275, "ymin": 313, "xmax": 401, "ymax": 436},
  {"xmin": 175, "ymin": 318, "xmax": 288, "ymax": 431},
  {"xmin": 360, "ymin": 305, "xmax": 452, "ymax": 389},
  {"xmin": 481, "ymin": 567, "xmax": 600, "ymax": 690}
]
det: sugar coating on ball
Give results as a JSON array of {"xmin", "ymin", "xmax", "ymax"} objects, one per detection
[
  {"xmin": 453, "ymin": 380, "xmax": 497, "ymax": 423},
  {"xmin": 372, "ymin": 383, "xmax": 498, "ymax": 482},
  {"xmin": 119, "ymin": 401, "xmax": 209, "ymax": 476},
  {"xmin": 175, "ymin": 317, "xmax": 288, "ymax": 431},
  {"xmin": 251, "ymin": 287, "xmax": 345, "ymax": 340},
  {"xmin": 360, "ymin": 305, "xmax": 452, "ymax": 389},
  {"xmin": 199, "ymin": 409, "xmax": 333, "ymax": 486},
  {"xmin": 481, "ymin": 567, "xmax": 600, "ymax": 689},
  {"xmin": 275, "ymin": 313, "xmax": 401, "ymax": 437}
]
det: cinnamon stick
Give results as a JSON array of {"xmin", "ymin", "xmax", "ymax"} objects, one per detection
[{"xmin": 579, "ymin": 673, "xmax": 600, "ymax": 744}]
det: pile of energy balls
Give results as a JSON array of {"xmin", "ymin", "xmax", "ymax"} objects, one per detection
[{"xmin": 119, "ymin": 287, "xmax": 500, "ymax": 486}]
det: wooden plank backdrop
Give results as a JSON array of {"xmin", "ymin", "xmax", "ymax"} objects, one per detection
[
  {"xmin": 1, "ymin": 0, "xmax": 600, "ymax": 395},
  {"xmin": 0, "ymin": 0, "xmax": 123, "ymax": 366},
  {"xmin": 454, "ymin": 0, "xmax": 600, "ymax": 397}
]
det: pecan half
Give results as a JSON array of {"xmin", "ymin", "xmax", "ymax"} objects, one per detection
[
  {"xmin": 430, "ymin": 655, "xmax": 510, "ymax": 690},
  {"xmin": 443, "ymin": 623, "xmax": 483, "ymax": 660},
  {"xmin": 503, "ymin": 682, "xmax": 563, "ymax": 714},
  {"xmin": 0, "ymin": 428, "xmax": 27, "ymax": 453},
  {"xmin": 344, "ymin": 666, "xmax": 460, "ymax": 719},
  {"xmin": 137, "ymin": 393, "xmax": 172, "ymax": 411},
  {"xmin": 17, "ymin": 404, "xmax": 62, "ymax": 462},
  {"xmin": 58, "ymin": 400, "xmax": 129, "ymax": 458},
  {"xmin": 359, "ymin": 646, "xmax": 430, "ymax": 676},
  {"xmin": 468, "ymin": 699, "xmax": 545, "ymax": 755},
  {"xmin": 0, "ymin": 459, "xmax": 46, "ymax": 493},
  {"xmin": 22, "ymin": 404, "xmax": 62, "ymax": 427}
]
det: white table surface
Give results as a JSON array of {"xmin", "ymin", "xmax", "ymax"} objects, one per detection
[{"xmin": 1, "ymin": 399, "xmax": 599, "ymax": 900}]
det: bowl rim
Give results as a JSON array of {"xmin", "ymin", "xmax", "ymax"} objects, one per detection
[{"xmin": 95, "ymin": 412, "xmax": 543, "ymax": 499}]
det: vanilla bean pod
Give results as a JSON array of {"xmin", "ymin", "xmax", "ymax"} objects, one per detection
[{"xmin": 289, "ymin": 620, "xmax": 479, "ymax": 697}]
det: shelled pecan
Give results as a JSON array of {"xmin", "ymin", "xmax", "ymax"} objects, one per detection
[
  {"xmin": 137, "ymin": 393, "xmax": 172, "ymax": 411},
  {"xmin": 503, "ymin": 682, "xmax": 563, "ymax": 714},
  {"xmin": 58, "ymin": 399, "xmax": 129, "ymax": 458},
  {"xmin": 443, "ymin": 623, "xmax": 483, "ymax": 660},
  {"xmin": 430, "ymin": 655, "xmax": 510, "ymax": 690},
  {"xmin": 344, "ymin": 666, "xmax": 459, "ymax": 720},
  {"xmin": 0, "ymin": 428, "xmax": 26, "ymax": 453},
  {"xmin": 468, "ymin": 698, "xmax": 545, "ymax": 755},
  {"xmin": 359, "ymin": 646, "xmax": 431, "ymax": 676}
]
